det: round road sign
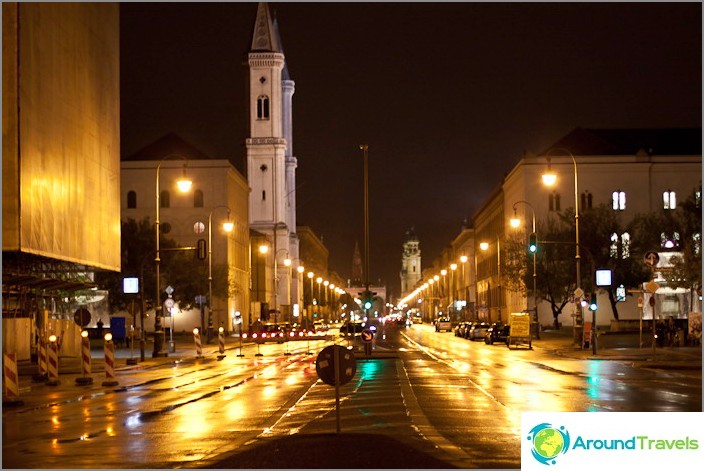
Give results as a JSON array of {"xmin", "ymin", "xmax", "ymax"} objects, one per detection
[
  {"xmin": 361, "ymin": 329, "xmax": 374, "ymax": 343},
  {"xmin": 164, "ymin": 298, "xmax": 175, "ymax": 309},
  {"xmin": 73, "ymin": 307, "xmax": 91, "ymax": 327},
  {"xmin": 315, "ymin": 345, "xmax": 357, "ymax": 387}
]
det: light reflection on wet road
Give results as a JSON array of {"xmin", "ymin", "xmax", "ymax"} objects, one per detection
[{"xmin": 2, "ymin": 325, "xmax": 700, "ymax": 469}]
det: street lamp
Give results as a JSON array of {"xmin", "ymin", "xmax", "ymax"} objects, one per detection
[
  {"xmin": 480, "ymin": 236, "xmax": 502, "ymax": 323},
  {"xmin": 459, "ymin": 255, "xmax": 468, "ymax": 321},
  {"xmin": 207, "ymin": 206, "xmax": 233, "ymax": 343},
  {"xmin": 542, "ymin": 148, "xmax": 582, "ymax": 339},
  {"xmin": 307, "ymin": 271, "xmax": 314, "ymax": 328},
  {"xmin": 153, "ymin": 156, "xmax": 192, "ymax": 358},
  {"xmin": 510, "ymin": 200, "xmax": 539, "ymax": 339},
  {"xmin": 450, "ymin": 263, "xmax": 457, "ymax": 320}
]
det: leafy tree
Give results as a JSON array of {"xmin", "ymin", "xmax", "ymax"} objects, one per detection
[{"xmin": 95, "ymin": 217, "xmax": 209, "ymax": 312}]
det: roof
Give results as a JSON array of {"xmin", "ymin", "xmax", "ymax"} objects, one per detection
[
  {"xmin": 543, "ymin": 127, "xmax": 702, "ymax": 156},
  {"xmin": 122, "ymin": 132, "xmax": 214, "ymax": 162},
  {"xmin": 250, "ymin": 2, "xmax": 282, "ymax": 53}
]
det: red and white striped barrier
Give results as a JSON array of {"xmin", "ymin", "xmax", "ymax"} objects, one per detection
[
  {"xmin": 76, "ymin": 332, "xmax": 93, "ymax": 385},
  {"xmin": 193, "ymin": 328, "xmax": 203, "ymax": 358},
  {"xmin": 32, "ymin": 335, "xmax": 48, "ymax": 382},
  {"xmin": 102, "ymin": 334, "xmax": 119, "ymax": 387},
  {"xmin": 3, "ymin": 352, "xmax": 23, "ymax": 405},
  {"xmin": 46, "ymin": 335, "xmax": 60, "ymax": 386},
  {"xmin": 217, "ymin": 327, "xmax": 226, "ymax": 360}
]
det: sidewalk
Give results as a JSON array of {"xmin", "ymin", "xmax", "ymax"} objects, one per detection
[{"xmin": 532, "ymin": 328, "xmax": 702, "ymax": 369}]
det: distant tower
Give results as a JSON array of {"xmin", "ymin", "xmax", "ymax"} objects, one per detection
[
  {"xmin": 246, "ymin": 3, "xmax": 299, "ymax": 313},
  {"xmin": 400, "ymin": 228, "xmax": 421, "ymax": 295},
  {"xmin": 351, "ymin": 241, "xmax": 363, "ymax": 287}
]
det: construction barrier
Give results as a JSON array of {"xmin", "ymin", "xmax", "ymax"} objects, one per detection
[
  {"xmin": 3, "ymin": 352, "xmax": 23, "ymax": 405},
  {"xmin": 217, "ymin": 328, "xmax": 226, "ymax": 360},
  {"xmin": 102, "ymin": 335, "xmax": 119, "ymax": 387},
  {"xmin": 193, "ymin": 328, "xmax": 203, "ymax": 358},
  {"xmin": 76, "ymin": 332, "xmax": 93, "ymax": 385},
  {"xmin": 32, "ymin": 335, "xmax": 48, "ymax": 382},
  {"xmin": 46, "ymin": 336, "xmax": 60, "ymax": 386}
]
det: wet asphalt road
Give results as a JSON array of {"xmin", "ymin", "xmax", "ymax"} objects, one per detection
[{"xmin": 2, "ymin": 324, "xmax": 701, "ymax": 469}]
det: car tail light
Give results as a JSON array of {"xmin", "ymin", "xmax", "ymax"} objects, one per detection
[
  {"xmin": 243, "ymin": 333, "xmax": 249, "ymax": 339},
  {"xmin": 252, "ymin": 333, "xmax": 257, "ymax": 338}
]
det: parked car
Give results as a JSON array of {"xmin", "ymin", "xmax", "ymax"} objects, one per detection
[
  {"xmin": 485, "ymin": 323, "xmax": 510, "ymax": 345},
  {"xmin": 435, "ymin": 317, "xmax": 452, "ymax": 332},
  {"xmin": 467, "ymin": 322, "xmax": 490, "ymax": 340},
  {"xmin": 455, "ymin": 322, "xmax": 472, "ymax": 338},
  {"xmin": 340, "ymin": 321, "xmax": 365, "ymax": 337},
  {"xmin": 249, "ymin": 322, "xmax": 286, "ymax": 343}
]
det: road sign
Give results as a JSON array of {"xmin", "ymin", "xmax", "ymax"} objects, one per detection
[
  {"xmin": 646, "ymin": 280, "xmax": 660, "ymax": 294},
  {"xmin": 164, "ymin": 298, "xmax": 175, "ymax": 309},
  {"xmin": 361, "ymin": 329, "xmax": 374, "ymax": 343},
  {"xmin": 315, "ymin": 345, "xmax": 356, "ymax": 387},
  {"xmin": 573, "ymin": 288, "xmax": 585, "ymax": 299},
  {"xmin": 644, "ymin": 251, "xmax": 660, "ymax": 267},
  {"xmin": 73, "ymin": 307, "xmax": 91, "ymax": 327}
]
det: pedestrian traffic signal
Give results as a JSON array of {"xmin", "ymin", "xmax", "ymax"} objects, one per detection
[
  {"xmin": 197, "ymin": 239, "xmax": 207, "ymax": 260},
  {"xmin": 528, "ymin": 233, "xmax": 538, "ymax": 253},
  {"xmin": 589, "ymin": 292, "xmax": 597, "ymax": 311}
]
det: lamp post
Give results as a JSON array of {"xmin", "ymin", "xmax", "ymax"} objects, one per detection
[
  {"xmin": 450, "ymin": 263, "xmax": 457, "ymax": 321},
  {"xmin": 440, "ymin": 269, "xmax": 447, "ymax": 314},
  {"xmin": 153, "ymin": 157, "xmax": 192, "ymax": 358},
  {"xmin": 510, "ymin": 200, "xmax": 539, "ymax": 339},
  {"xmin": 307, "ymin": 271, "xmax": 314, "ymax": 328},
  {"xmin": 480, "ymin": 236, "xmax": 502, "ymax": 323},
  {"xmin": 459, "ymin": 255, "xmax": 468, "ymax": 321},
  {"xmin": 207, "ymin": 206, "xmax": 233, "ymax": 343},
  {"xmin": 542, "ymin": 148, "xmax": 582, "ymax": 339}
]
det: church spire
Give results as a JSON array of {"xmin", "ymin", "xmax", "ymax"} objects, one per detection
[
  {"xmin": 250, "ymin": 2, "xmax": 282, "ymax": 52},
  {"xmin": 351, "ymin": 241, "xmax": 363, "ymax": 286}
]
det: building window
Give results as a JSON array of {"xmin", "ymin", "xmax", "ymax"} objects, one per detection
[
  {"xmin": 663, "ymin": 190, "xmax": 676, "ymax": 210},
  {"xmin": 612, "ymin": 191, "xmax": 625, "ymax": 210},
  {"xmin": 262, "ymin": 190, "xmax": 266, "ymax": 201},
  {"xmin": 621, "ymin": 232, "xmax": 630, "ymax": 259},
  {"xmin": 194, "ymin": 189, "xmax": 204, "ymax": 208},
  {"xmin": 257, "ymin": 95, "xmax": 270, "ymax": 119},
  {"xmin": 549, "ymin": 192, "xmax": 561, "ymax": 211},
  {"xmin": 127, "ymin": 190, "xmax": 137, "ymax": 209},
  {"xmin": 610, "ymin": 232, "xmax": 630, "ymax": 259},
  {"xmin": 580, "ymin": 191, "xmax": 593, "ymax": 210},
  {"xmin": 160, "ymin": 190, "xmax": 170, "ymax": 208},
  {"xmin": 694, "ymin": 233, "xmax": 701, "ymax": 255},
  {"xmin": 610, "ymin": 233, "xmax": 618, "ymax": 258},
  {"xmin": 661, "ymin": 232, "xmax": 681, "ymax": 250}
]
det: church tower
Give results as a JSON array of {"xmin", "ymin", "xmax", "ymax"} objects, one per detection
[
  {"xmin": 246, "ymin": 3, "xmax": 299, "ymax": 316},
  {"xmin": 400, "ymin": 228, "xmax": 421, "ymax": 295}
]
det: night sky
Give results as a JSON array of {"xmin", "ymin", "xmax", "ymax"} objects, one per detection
[{"xmin": 120, "ymin": 2, "xmax": 702, "ymax": 298}]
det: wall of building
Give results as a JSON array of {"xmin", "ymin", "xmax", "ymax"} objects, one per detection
[{"xmin": 3, "ymin": 3, "xmax": 121, "ymax": 270}]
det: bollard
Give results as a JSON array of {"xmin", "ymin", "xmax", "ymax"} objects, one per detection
[
  {"xmin": 193, "ymin": 328, "xmax": 203, "ymax": 358},
  {"xmin": 102, "ymin": 333, "xmax": 119, "ymax": 387},
  {"xmin": 45, "ymin": 335, "xmax": 61, "ymax": 386},
  {"xmin": 32, "ymin": 335, "xmax": 48, "ymax": 382},
  {"xmin": 217, "ymin": 327, "xmax": 226, "ymax": 360},
  {"xmin": 3, "ymin": 352, "xmax": 24, "ymax": 406},
  {"xmin": 76, "ymin": 331, "xmax": 93, "ymax": 385}
]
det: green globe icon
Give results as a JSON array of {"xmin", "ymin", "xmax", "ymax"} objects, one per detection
[{"xmin": 533, "ymin": 428, "xmax": 564, "ymax": 459}]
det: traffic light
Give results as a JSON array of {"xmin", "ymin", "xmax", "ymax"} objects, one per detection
[
  {"xmin": 362, "ymin": 290, "xmax": 374, "ymax": 311},
  {"xmin": 528, "ymin": 233, "xmax": 538, "ymax": 253},
  {"xmin": 589, "ymin": 292, "xmax": 598, "ymax": 311},
  {"xmin": 196, "ymin": 239, "xmax": 207, "ymax": 260}
]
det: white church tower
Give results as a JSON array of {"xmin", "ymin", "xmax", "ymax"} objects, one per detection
[
  {"xmin": 400, "ymin": 228, "xmax": 422, "ymax": 295},
  {"xmin": 246, "ymin": 3, "xmax": 300, "ymax": 318}
]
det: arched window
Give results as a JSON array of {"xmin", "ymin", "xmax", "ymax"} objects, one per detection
[
  {"xmin": 663, "ymin": 190, "xmax": 676, "ymax": 210},
  {"xmin": 194, "ymin": 189, "xmax": 204, "ymax": 208},
  {"xmin": 612, "ymin": 190, "xmax": 626, "ymax": 210},
  {"xmin": 610, "ymin": 233, "xmax": 619, "ymax": 258},
  {"xmin": 160, "ymin": 190, "xmax": 170, "ymax": 208},
  {"xmin": 257, "ymin": 95, "xmax": 270, "ymax": 120},
  {"xmin": 621, "ymin": 232, "xmax": 630, "ymax": 259},
  {"xmin": 548, "ymin": 192, "xmax": 560, "ymax": 211},
  {"xmin": 127, "ymin": 190, "xmax": 137, "ymax": 209},
  {"xmin": 580, "ymin": 191, "xmax": 593, "ymax": 210}
]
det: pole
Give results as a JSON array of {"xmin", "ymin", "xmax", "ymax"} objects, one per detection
[
  {"xmin": 153, "ymin": 162, "xmax": 165, "ymax": 357},
  {"xmin": 360, "ymin": 144, "xmax": 370, "ymax": 317},
  {"xmin": 497, "ymin": 236, "xmax": 501, "ymax": 323}
]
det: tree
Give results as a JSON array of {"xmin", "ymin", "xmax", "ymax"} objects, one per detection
[{"xmin": 95, "ymin": 217, "xmax": 209, "ymax": 312}]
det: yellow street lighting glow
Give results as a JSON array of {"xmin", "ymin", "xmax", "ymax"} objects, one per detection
[
  {"xmin": 428, "ymin": 278, "xmax": 434, "ymax": 284},
  {"xmin": 223, "ymin": 221, "xmax": 234, "ymax": 232},
  {"xmin": 307, "ymin": 271, "xmax": 314, "ymax": 278},
  {"xmin": 480, "ymin": 242, "xmax": 489, "ymax": 251},
  {"xmin": 283, "ymin": 258, "xmax": 292, "ymax": 266},
  {"xmin": 218, "ymin": 327, "xmax": 224, "ymax": 333},
  {"xmin": 259, "ymin": 244, "xmax": 269, "ymax": 254},
  {"xmin": 297, "ymin": 266, "xmax": 305, "ymax": 273},
  {"xmin": 460, "ymin": 255, "xmax": 468, "ymax": 263},
  {"xmin": 177, "ymin": 179, "xmax": 192, "ymax": 192},
  {"xmin": 316, "ymin": 277, "xmax": 322, "ymax": 283},
  {"xmin": 323, "ymin": 280, "xmax": 329, "ymax": 286},
  {"xmin": 542, "ymin": 171, "xmax": 557, "ymax": 186},
  {"xmin": 450, "ymin": 263, "xmax": 457, "ymax": 270},
  {"xmin": 510, "ymin": 217, "xmax": 521, "ymax": 228},
  {"xmin": 104, "ymin": 333, "xmax": 113, "ymax": 341},
  {"xmin": 433, "ymin": 275, "xmax": 439, "ymax": 281},
  {"xmin": 441, "ymin": 269, "xmax": 447, "ymax": 276},
  {"xmin": 193, "ymin": 328, "xmax": 199, "ymax": 335},
  {"xmin": 81, "ymin": 330, "xmax": 89, "ymax": 338}
]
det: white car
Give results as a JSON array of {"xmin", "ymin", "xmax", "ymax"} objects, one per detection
[{"xmin": 435, "ymin": 318, "xmax": 452, "ymax": 332}]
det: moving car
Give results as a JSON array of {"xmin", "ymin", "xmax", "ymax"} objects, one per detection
[
  {"xmin": 435, "ymin": 317, "xmax": 452, "ymax": 332},
  {"xmin": 340, "ymin": 320, "xmax": 365, "ymax": 337}
]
